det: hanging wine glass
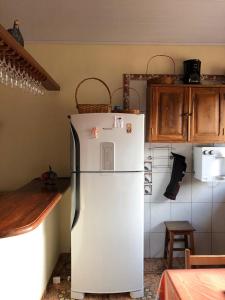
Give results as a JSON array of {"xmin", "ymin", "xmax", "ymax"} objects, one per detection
[{"xmin": 0, "ymin": 54, "xmax": 45, "ymax": 95}]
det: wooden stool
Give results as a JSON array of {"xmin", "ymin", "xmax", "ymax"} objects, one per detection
[{"xmin": 164, "ymin": 221, "xmax": 195, "ymax": 268}]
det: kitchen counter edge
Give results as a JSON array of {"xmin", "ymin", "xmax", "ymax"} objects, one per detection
[{"xmin": 0, "ymin": 177, "xmax": 70, "ymax": 238}]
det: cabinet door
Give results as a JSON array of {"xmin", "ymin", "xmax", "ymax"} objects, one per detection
[
  {"xmin": 146, "ymin": 86, "xmax": 188, "ymax": 142},
  {"xmin": 190, "ymin": 87, "xmax": 223, "ymax": 142}
]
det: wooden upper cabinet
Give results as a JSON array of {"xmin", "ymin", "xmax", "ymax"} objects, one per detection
[
  {"xmin": 146, "ymin": 84, "xmax": 225, "ymax": 143},
  {"xmin": 189, "ymin": 87, "xmax": 223, "ymax": 142},
  {"xmin": 146, "ymin": 85, "xmax": 188, "ymax": 142}
]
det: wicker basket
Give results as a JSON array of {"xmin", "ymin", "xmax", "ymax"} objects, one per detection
[
  {"xmin": 111, "ymin": 87, "xmax": 141, "ymax": 114},
  {"xmin": 75, "ymin": 77, "xmax": 112, "ymax": 113},
  {"xmin": 146, "ymin": 54, "xmax": 176, "ymax": 84}
]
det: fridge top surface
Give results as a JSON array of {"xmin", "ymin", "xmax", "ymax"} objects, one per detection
[{"xmin": 70, "ymin": 112, "xmax": 144, "ymax": 117}]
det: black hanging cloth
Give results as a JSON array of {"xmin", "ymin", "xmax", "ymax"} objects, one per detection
[{"xmin": 164, "ymin": 152, "xmax": 187, "ymax": 200}]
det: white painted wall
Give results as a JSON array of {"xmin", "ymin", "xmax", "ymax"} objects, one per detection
[{"xmin": 0, "ymin": 204, "xmax": 60, "ymax": 300}]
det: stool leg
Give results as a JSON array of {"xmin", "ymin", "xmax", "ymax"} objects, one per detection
[
  {"xmin": 184, "ymin": 234, "xmax": 188, "ymax": 249},
  {"xmin": 168, "ymin": 232, "xmax": 174, "ymax": 269},
  {"xmin": 190, "ymin": 232, "xmax": 195, "ymax": 254},
  {"xmin": 164, "ymin": 229, "xmax": 169, "ymax": 259}
]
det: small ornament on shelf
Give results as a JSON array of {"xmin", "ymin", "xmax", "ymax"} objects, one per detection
[
  {"xmin": 41, "ymin": 166, "xmax": 58, "ymax": 185},
  {"xmin": 7, "ymin": 19, "xmax": 24, "ymax": 46}
]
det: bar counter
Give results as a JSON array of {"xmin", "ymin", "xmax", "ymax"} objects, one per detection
[{"xmin": 0, "ymin": 177, "xmax": 70, "ymax": 238}]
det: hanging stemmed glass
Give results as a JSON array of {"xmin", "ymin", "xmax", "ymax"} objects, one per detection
[
  {"xmin": 8, "ymin": 59, "xmax": 16, "ymax": 88},
  {"xmin": 0, "ymin": 54, "xmax": 45, "ymax": 95},
  {"xmin": 0, "ymin": 55, "xmax": 8, "ymax": 85},
  {"xmin": 0, "ymin": 56, "xmax": 4, "ymax": 82}
]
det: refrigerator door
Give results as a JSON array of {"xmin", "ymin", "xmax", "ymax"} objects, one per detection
[
  {"xmin": 71, "ymin": 172, "xmax": 144, "ymax": 294},
  {"xmin": 70, "ymin": 113, "xmax": 144, "ymax": 172}
]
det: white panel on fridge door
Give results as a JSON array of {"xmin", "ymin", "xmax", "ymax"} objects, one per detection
[
  {"xmin": 70, "ymin": 113, "xmax": 144, "ymax": 172},
  {"xmin": 71, "ymin": 172, "xmax": 144, "ymax": 294}
]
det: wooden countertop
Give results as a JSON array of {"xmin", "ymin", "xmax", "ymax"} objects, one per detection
[{"xmin": 0, "ymin": 177, "xmax": 70, "ymax": 238}]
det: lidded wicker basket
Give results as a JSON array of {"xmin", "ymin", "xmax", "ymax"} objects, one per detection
[
  {"xmin": 75, "ymin": 77, "xmax": 112, "ymax": 113},
  {"xmin": 146, "ymin": 54, "xmax": 176, "ymax": 84}
]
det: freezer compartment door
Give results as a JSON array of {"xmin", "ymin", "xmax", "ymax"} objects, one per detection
[
  {"xmin": 71, "ymin": 172, "xmax": 144, "ymax": 294},
  {"xmin": 70, "ymin": 113, "xmax": 144, "ymax": 172}
]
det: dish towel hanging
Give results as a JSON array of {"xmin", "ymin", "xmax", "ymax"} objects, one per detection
[{"xmin": 164, "ymin": 152, "xmax": 187, "ymax": 200}]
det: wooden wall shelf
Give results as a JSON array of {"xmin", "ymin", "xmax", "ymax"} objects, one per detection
[{"xmin": 0, "ymin": 23, "xmax": 60, "ymax": 91}]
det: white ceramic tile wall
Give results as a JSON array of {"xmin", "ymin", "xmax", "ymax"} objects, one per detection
[
  {"xmin": 212, "ymin": 233, "xmax": 225, "ymax": 254},
  {"xmin": 212, "ymin": 203, "xmax": 225, "ymax": 233},
  {"xmin": 144, "ymin": 143, "xmax": 225, "ymax": 258},
  {"xmin": 150, "ymin": 203, "xmax": 170, "ymax": 232},
  {"xmin": 212, "ymin": 182, "xmax": 225, "ymax": 202},
  {"xmin": 171, "ymin": 202, "xmax": 192, "ymax": 222},
  {"xmin": 144, "ymin": 203, "xmax": 151, "ymax": 233},
  {"xmin": 150, "ymin": 233, "xmax": 165, "ymax": 258},
  {"xmin": 144, "ymin": 232, "xmax": 150, "ymax": 258},
  {"xmin": 192, "ymin": 203, "xmax": 212, "ymax": 232},
  {"xmin": 195, "ymin": 233, "xmax": 212, "ymax": 254}
]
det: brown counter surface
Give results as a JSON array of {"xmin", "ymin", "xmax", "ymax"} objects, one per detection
[{"xmin": 0, "ymin": 177, "xmax": 70, "ymax": 238}]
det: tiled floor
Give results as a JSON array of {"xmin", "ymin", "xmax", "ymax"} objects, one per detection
[{"xmin": 42, "ymin": 254, "xmax": 184, "ymax": 300}]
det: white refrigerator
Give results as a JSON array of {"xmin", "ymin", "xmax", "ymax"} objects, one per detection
[{"xmin": 70, "ymin": 113, "xmax": 144, "ymax": 300}]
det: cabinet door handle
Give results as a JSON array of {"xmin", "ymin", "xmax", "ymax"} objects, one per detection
[
  {"xmin": 150, "ymin": 128, "xmax": 154, "ymax": 135},
  {"xmin": 182, "ymin": 112, "xmax": 192, "ymax": 118},
  {"xmin": 223, "ymin": 128, "xmax": 225, "ymax": 136}
]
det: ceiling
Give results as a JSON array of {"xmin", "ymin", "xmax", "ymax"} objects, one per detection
[{"xmin": 1, "ymin": 0, "xmax": 225, "ymax": 44}]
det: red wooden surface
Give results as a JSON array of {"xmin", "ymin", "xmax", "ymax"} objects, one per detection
[
  {"xmin": 158, "ymin": 269, "xmax": 225, "ymax": 300},
  {"xmin": 0, "ymin": 178, "xmax": 70, "ymax": 238}
]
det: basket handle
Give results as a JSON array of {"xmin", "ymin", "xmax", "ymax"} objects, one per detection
[
  {"xmin": 75, "ymin": 77, "xmax": 112, "ymax": 108},
  {"xmin": 111, "ymin": 87, "xmax": 141, "ymax": 110},
  {"xmin": 145, "ymin": 54, "xmax": 175, "ymax": 74}
]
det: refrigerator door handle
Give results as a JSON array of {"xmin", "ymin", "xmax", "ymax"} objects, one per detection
[
  {"xmin": 71, "ymin": 174, "xmax": 80, "ymax": 230},
  {"xmin": 71, "ymin": 173, "xmax": 80, "ymax": 230},
  {"xmin": 70, "ymin": 123, "xmax": 81, "ymax": 229},
  {"xmin": 70, "ymin": 123, "xmax": 80, "ymax": 172}
]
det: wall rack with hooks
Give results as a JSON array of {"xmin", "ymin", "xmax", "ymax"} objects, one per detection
[{"xmin": 147, "ymin": 146, "xmax": 174, "ymax": 169}]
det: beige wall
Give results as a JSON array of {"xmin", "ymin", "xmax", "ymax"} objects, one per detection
[{"xmin": 1, "ymin": 44, "xmax": 225, "ymax": 190}]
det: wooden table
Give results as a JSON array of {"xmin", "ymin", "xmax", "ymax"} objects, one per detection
[
  {"xmin": 157, "ymin": 268, "xmax": 225, "ymax": 300},
  {"xmin": 0, "ymin": 177, "xmax": 70, "ymax": 238}
]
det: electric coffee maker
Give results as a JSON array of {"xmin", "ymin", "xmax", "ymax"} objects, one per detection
[{"xmin": 183, "ymin": 59, "xmax": 201, "ymax": 84}]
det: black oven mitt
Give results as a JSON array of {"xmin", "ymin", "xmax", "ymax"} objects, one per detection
[{"xmin": 164, "ymin": 152, "xmax": 187, "ymax": 200}]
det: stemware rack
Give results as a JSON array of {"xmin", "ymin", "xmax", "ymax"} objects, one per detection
[{"xmin": 0, "ymin": 23, "xmax": 60, "ymax": 91}]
